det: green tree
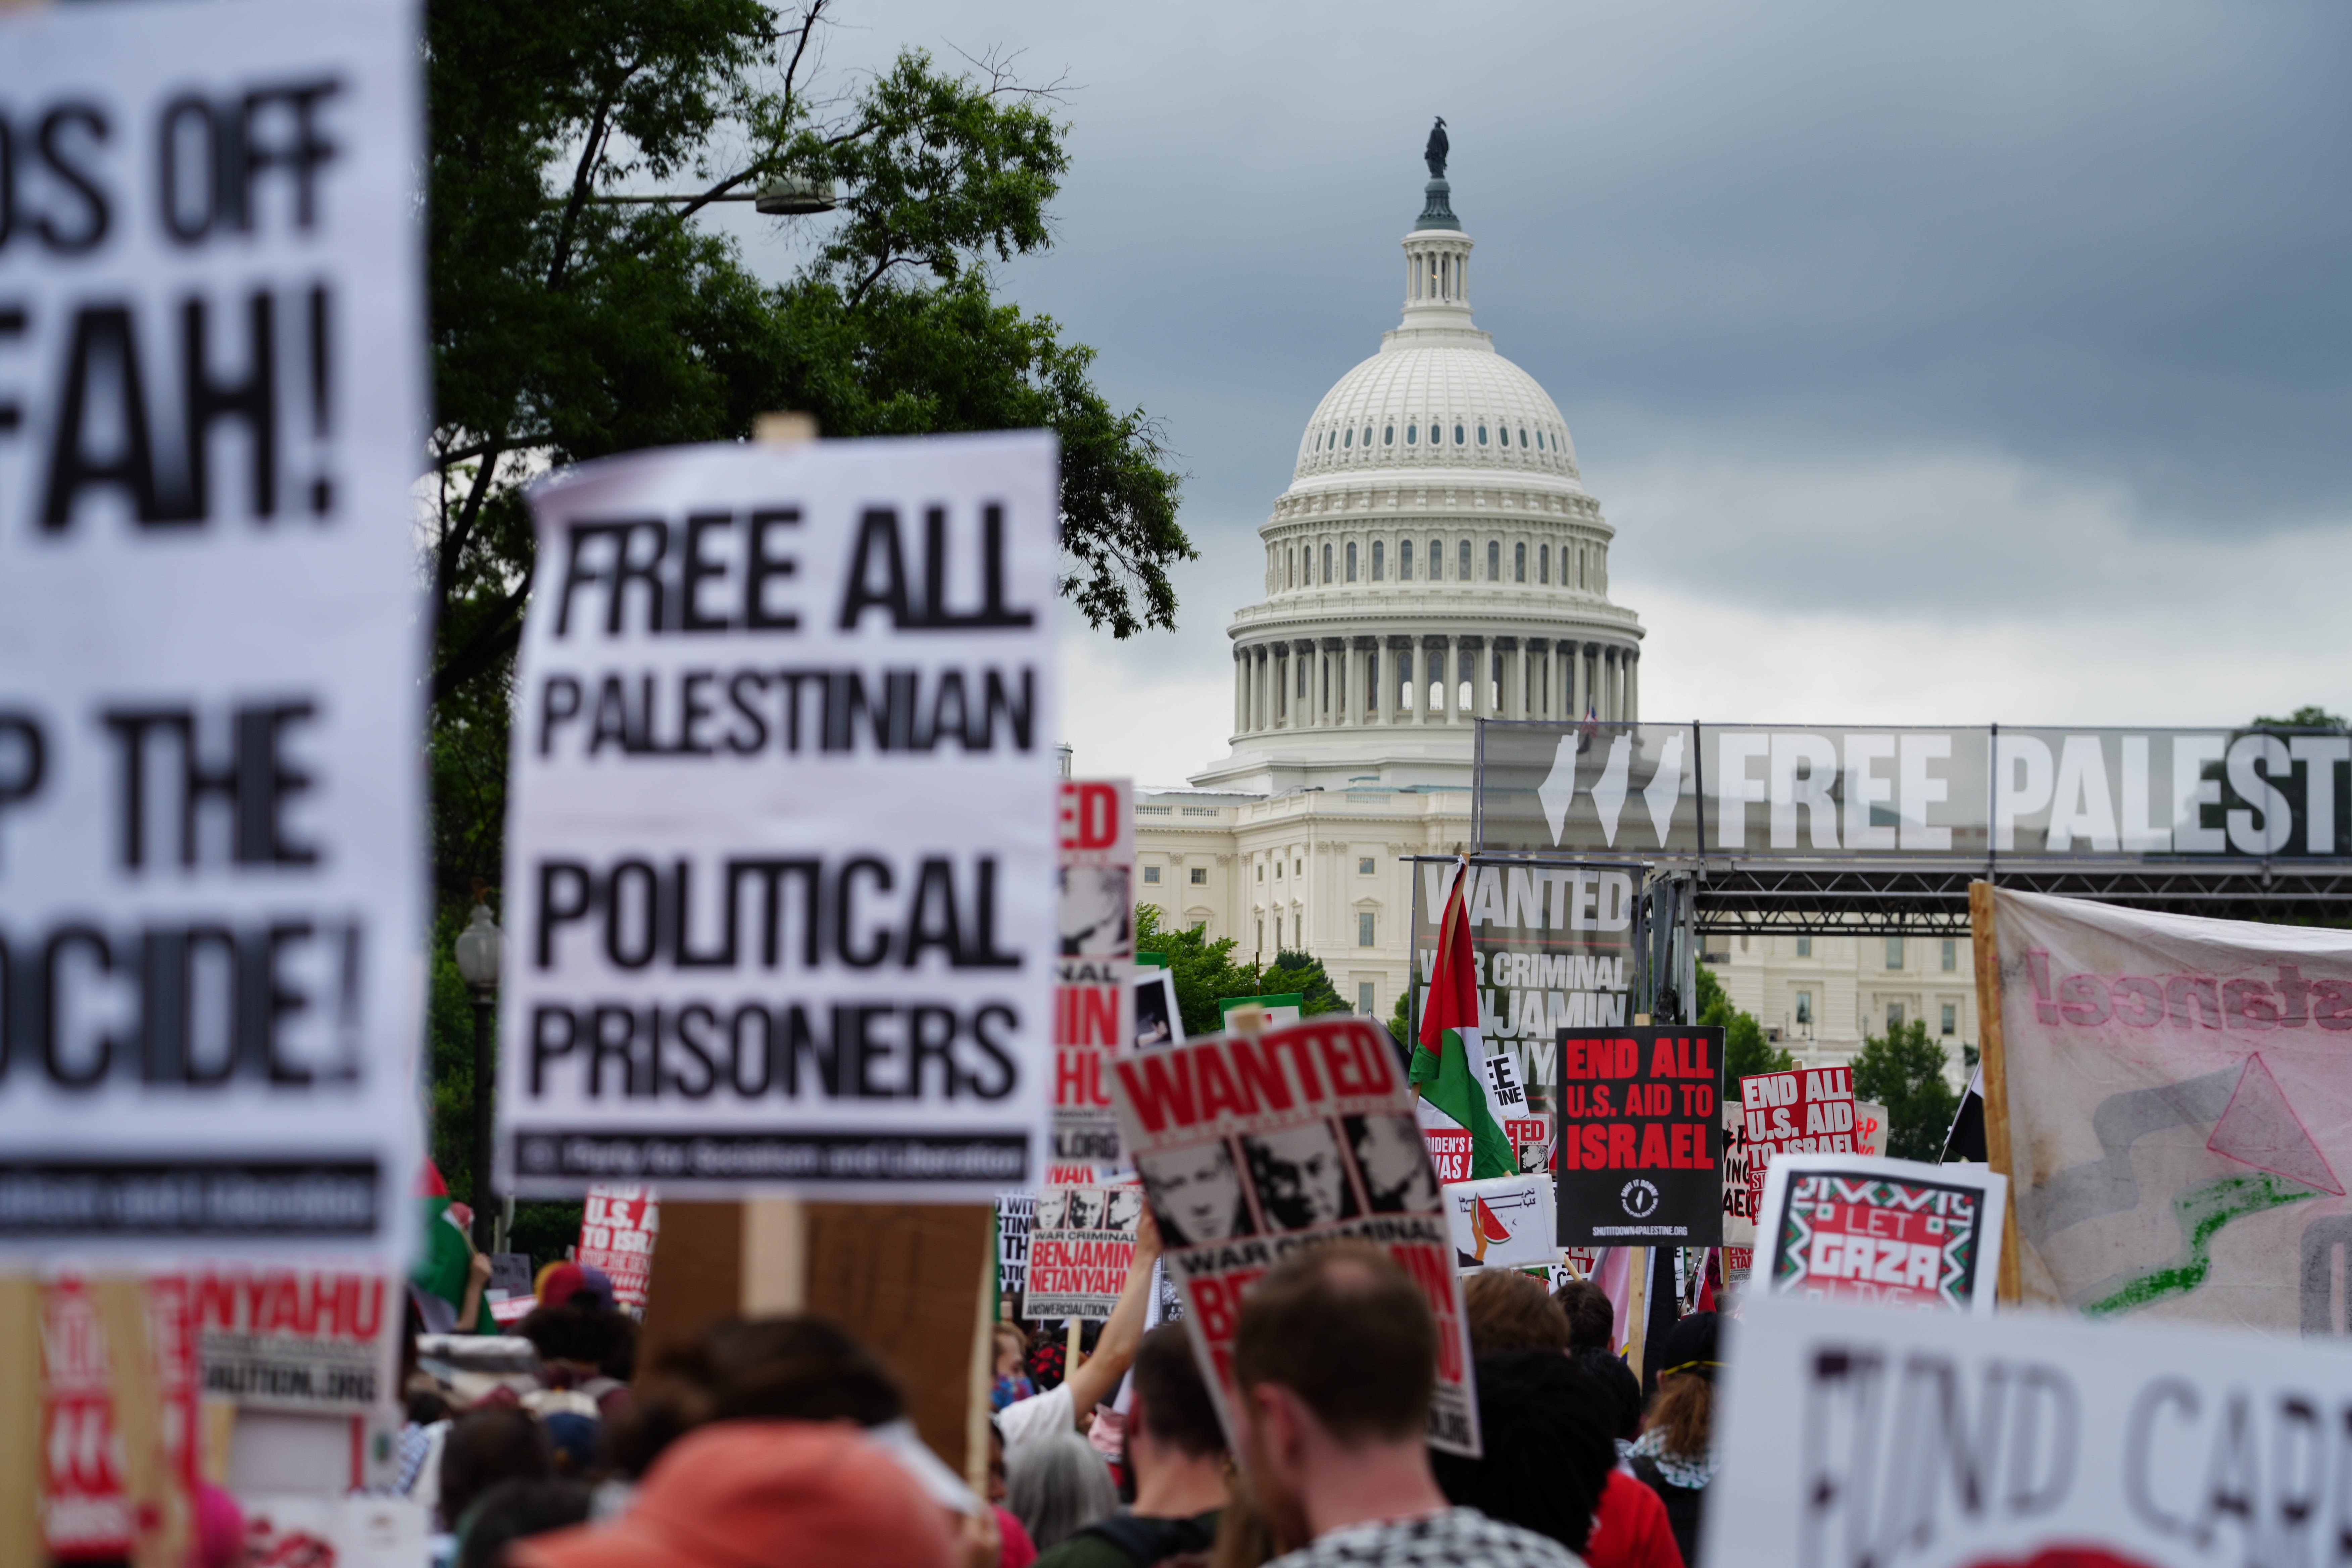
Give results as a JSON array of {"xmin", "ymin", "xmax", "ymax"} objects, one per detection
[
  {"xmin": 1851, "ymin": 1019, "xmax": 1961, "ymax": 1161},
  {"xmin": 1262, "ymin": 950, "xmax": 1350, "ymax": 1017},
  {"xmin": 2252, "ymin": 707, "xmax": 2349, "ymax": 729},
  {"xmin": 1697, "ymin": 963, "xmax": 1792, "ymax": 1084},
  {"xmin": 1135, "ymin": 906, "xmax": 1266, "ymax": 1038}
]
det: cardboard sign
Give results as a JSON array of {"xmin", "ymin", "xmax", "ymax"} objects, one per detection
[
  {"xmin": 190, "ymin": 1268, "xmax": 397, "ymax": 1412},
  {"xmin": 1134, "ymin": 970, "xmax": 1185, "ymax": 1051},
  {"xmin": 1756, "ymin": 1152, "xmax": 2007, "ymax": 1314},
  {"xmin": 1056, "ymin": 779, "xmax": 1132, "ymax": 1168},
  {"xmin": 496, "ymin": 434, "xmax": 1058, "ymax": 1198},
  {"xmin": 576, "ymin": 1185, "xmax": 659, "ymax": 1309},
  {"xmin": 1738, "ymin": 1065, "xmax": 1861, "ymax": 1218},
  {"xmin": 43, "ymin": 1277, "xmax": 200, "ymax": 1561},
  {"xmin": 1555, "ymin": 1027, "xmax": 1726, "ymax": 1245},
  {"xmin": 1982, "ymin": 885, "xmax": 2352, "ymax": 1330},
  {"xmin": 0, "ymin": 0, "xmax": 425, "ymax": 1261},
  {"xmin": 1706, "ymin": 1290, "xmax": 2352, "ymax": 1568},
  {"xmin": 1110, "ymin": 1018, "xmax": 1480, "ymax": 1456},
  {"xmin": 1218, "ymin": 994, "xmax": 1303, "ymax": 1029},
  {"xmin": 1853, "ymin": 1100, "xmax": 1889, "ymax": 1157},
  {"xmin": 996, "ymin": 1192, "xmax": 1035, "ymax": 1297},
  {"xmin": 1023, "ymin": 1183, "xmax": 1143, "ymax": 1319},
  {"xmin": 1447, "ymin": 1173, "xmax": 1558, "ymax": 1271},
  {"xmin": 1721, "ymin": 1095, "xmax": 1757, "ymax": 1246}
]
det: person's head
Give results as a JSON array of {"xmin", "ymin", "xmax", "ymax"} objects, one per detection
[
  {"xmin": 1244, "ymin": 1125, "xmax": 1353, "ymax": 1230},
  {"xmin": 1064, "ymin": 1190, "xmax": 1102, "ymax": 1230},
  {"xmin": 1231, "ymin": 1241, "xmax": 1435, "ymax": 1545},
  {"xmin": 509, "ymin": 1420, "xmax": 957, "ymax": 1568},
  {"xmin": 406, "ymin": 1384, "xmax": 453, "ymax": 1426},
  {"xmin": 457, "ymin": 1478, "xmax": 592, "ymax": 1568},
  {"xmin": 992, "ymin": 1322, "xmax": 1029, "ymax": 1380},
  {"xmin": 1430, "ymin": 1352, "xmax": 1617, "ymax": 1554},
  {"xmin": 1554, "ymin": 1279, "xmax": 1615, "ymax": 1351},
  {"xmin": 1645, "ymin": 1312, "xmax": 1719, "ymax": 1461},
  {"xmin": 1144, "ymin": 1143, "xmax": 1248, "ymax": 1245},
  {"xmin": 1346, "ymin": 1114, "xmax": 1436, "ymax": 1212},
  {"xmin": 1573, "ymin": 1347, "xmax": 1643, "ymax": 1443},
  {"xmin": 1463, "ymin": 1271, "xmax": 1569, "ymax": 1356},
  {"xmin": 440, "ymin": 1407, "xmax": 553, "ymax": 1531},
  {"xmin": 1128, "ymin": 1323, "xmax": 1228, "ymax": 1482},
  {"xmin": 521, "ymin": 1302, "xmax": 628, "ymax": 1373},
  {"xmin": 1005, "ymin": 1430, "xmax": 1119, "ymax": 1551},
  {"xmin": 604, "ymin": 1315, "xmax": 904, "ymax": 1479}
]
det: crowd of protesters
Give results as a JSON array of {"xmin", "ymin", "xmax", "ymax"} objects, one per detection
[{"xmin": 388, "ymin": 1192, "xmax": 1723, "ymax": 1568}]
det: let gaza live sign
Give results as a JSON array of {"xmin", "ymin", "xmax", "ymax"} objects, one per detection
[
  {"xmin": 0, "ymin": 0, "xmax": 425, "ymax": 1259},
  {"xmin": 496, "ymin": 434, "xmax": 1059, "ymax": 1198}
]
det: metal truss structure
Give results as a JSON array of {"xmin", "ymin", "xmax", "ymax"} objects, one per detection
[{"xmin": 1679, "ymin": 859, "xmax": 2352, "ymax": 935}]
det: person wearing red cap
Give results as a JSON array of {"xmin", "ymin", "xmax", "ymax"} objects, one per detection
[{"xmin": 511, "ymin": 1420, "xmax": 960, "ymax": 1568}]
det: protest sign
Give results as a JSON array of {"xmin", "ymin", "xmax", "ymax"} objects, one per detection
[
  {"xmin": 1707, "ymin": 1290, "xmax": 2352, "ymax": 1568},
  {"xmin": 1979, "ymin": 884, "xmax": 2352, "ymax": 1330},
  {"xmin": 1056, "ymin": 779, "xmax": 1133, "ymax": 1169},
  {"xmin": 1135, "ymin": 970, "xmax": 1184, "ymax": 1051},
  {"xmin": 996, "ymin": 1193, "xmax": 1035, "ymax": 1298},
  {"xmin": 1737, "ymin": 1065, "xmax": 1862, "ymax": 1219},
  {"xmin": 1854, "ymin": 1101, "xmax": 1889, "ymax": 1157},
  {"xmin": 1218, "ymin": 994, "xmax": 1303, "ymax": 1030},
  {"xmin": 576, "ymin": 1186, "xmax": 660, "ymax": 1311},
  {"xmin": 1446, "ymin": 1173, "xmax": 1557, "ymax": 1272},
  {"xmin": 190, "ymin": 1267, "xmax": 397, "ymax": 1411},
  {"xmin": 1556, "ymin": 1027, "xmax": 1725, "ymax": 1246},
  {"xmin": 1110, "ymin": 1017, "xmax": 1481, "ymax": 1456},
  {"xmin": 1409, "ymin": 859, "xmax": 1633, "ymax": 1148},
  {"xmin": 42, "ymin": 1276, "xmax": 199, "ymax": 1561},
  {"xmin": 496, "ymin": 433, "xmax": 1058, "ymax": 1199},
  {"xmin": 1755, "ymin": 1152, "xmax": 2006, "ymax": 1314},
  {"xmin": 1722, "ymin": 1096, "xmax": 1758, "ymax": 1246},
  {"xmin": 0, "ymin": 0, "xmax": 425, "ymax": 1261},
  {"xmin": 1023, "ymin": 1184, "xmax": 1144, "ymax": 1319}
]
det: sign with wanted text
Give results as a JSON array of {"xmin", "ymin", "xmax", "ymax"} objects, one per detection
[
  {"xmin": 497, "ymin": 434, "xmax": 1058, "ymax": 1198},
  {"xmin": 0, "ymin": 0, "xmax": 425, "ymax": 1259}
]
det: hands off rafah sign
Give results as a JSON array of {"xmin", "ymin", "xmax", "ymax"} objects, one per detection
[
  {"xmin": 0, "ymin": 0, "xmax": 425, "ymax": 1258},
  {"xmin": 497, "ymin": 433, "xmax": 1058, "ymax": 1199}
]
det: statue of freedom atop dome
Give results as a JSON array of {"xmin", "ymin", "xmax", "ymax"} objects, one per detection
[{"xmin": 1424, "ymin": 117, "xmax": 1449, "ymax": 179}]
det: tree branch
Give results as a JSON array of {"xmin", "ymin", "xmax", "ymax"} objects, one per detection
[
  {"xmin": 429, "ymin": 567, "xmax": 535, "ymax": 705},
  {"xmin": 434, "ymin": 443, "xmax": 507, "ymax": 627}
]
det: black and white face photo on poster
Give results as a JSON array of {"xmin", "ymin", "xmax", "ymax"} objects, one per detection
[
  {"xmin": 1061, "ymin": 865, "xmax": 1131, "ymax": 956},
  {"xmin": 1346, "ymin": 1113, "xmax": 1440, "ymax": 1214},
  {"xmin": 1057, "ymin": 1187, "xmax": 1103, "ymax": 1231},
  {"xmin": 495, "ymin": 434, "xmax": 1058, "ymax": 1200},
  {"xmin": 1243, "ymin": 1122, "xmax": 1361, "ymax": 1232},
  {"xmin": 1102, "ymin": 1186, "xmax": 1144, "ymax": 1233},
  {"xmin": 1138, "ymin": 1141, "xmax": 1255, "ymax": 1247},
  {"xmin": 1134, "ymin": 972, "xmax": 1177, "ymax": 1049},
  {"xmin": 0, "ymin": 0, "xmax": 425, "ymax": 1262}
]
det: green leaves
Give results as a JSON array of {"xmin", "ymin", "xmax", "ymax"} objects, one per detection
[
  {"xmin": 1851, "ymin": 1019, "xmax": 1961, "ymax": 1162},
  {"xmin": 1698, "ymin": 963, "xmax": 1793, "ymax": 1081}
]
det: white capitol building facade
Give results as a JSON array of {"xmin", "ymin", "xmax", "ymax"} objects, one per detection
[{"xmin": 1126, "ymin": 159, "xmax": 1975, "ymax": 1075}]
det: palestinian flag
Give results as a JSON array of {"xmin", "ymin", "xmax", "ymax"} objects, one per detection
[
  {"xmin": 1412, "ymin": 860, "xmax": 1520, "ymax": 1180},
  {"xmin": 411, "ymin": 1160, "xmax": 484, "ymax": 1328}
]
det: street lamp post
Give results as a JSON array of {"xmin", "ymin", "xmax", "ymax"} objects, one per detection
[{"xmin": 453, "ymin": 899, "xmax": 504, "ymax": 1256}]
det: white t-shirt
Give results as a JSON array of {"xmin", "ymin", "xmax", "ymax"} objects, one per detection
[{"xmin": 996, "ymin": 1380, "xmax": 1074, "ymax": 1452}]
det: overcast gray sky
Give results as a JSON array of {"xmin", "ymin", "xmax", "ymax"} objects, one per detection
[{"xmin": 734, "ymin": 1, "xmax": 2352, "ymax": 785}]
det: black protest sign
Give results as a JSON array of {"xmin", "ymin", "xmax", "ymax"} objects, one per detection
[
  {"xmin": 0, "ymin": 0, "xmax": 424, "ymax": 1258},
  {"xmin": 1554, "ymin": 1026, "xmax": 1724, "ymax": 1246}
]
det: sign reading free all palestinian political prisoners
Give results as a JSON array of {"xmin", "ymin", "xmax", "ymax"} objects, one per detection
[
  {"xmin": 1110, "ymin": 1018, "xmax": 1481, "ymax": 1456},
  {"xmin": 497, "ymin": 435, "xmax": 1058, "ymax": 1198},
  {"xmin": 1756, "ymin": 1152, "xmax": 2006, "ymax": 1314},
  {"xmin": 1555, "ymin": 1027, "xmax": 1725, "ymax": 1246},
  {"xmin": 1984, "ymin": 886, "xmax": 2352, "ymax": 1332},
  {"xmin": 1705, "ymin": 1291, "xmax": 2352, "ymax": 1568},
  {"xmin": 0, "ymin": 0, "xmax": 425, "ymax": 1259},
  {"xmin": 1023, "ymin": 1183, "xmax": 1144, "ymax": 1319}
]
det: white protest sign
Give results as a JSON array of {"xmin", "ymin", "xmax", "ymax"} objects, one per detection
[
  {"xmin": 1024, "ymin": 1183, "xmax": 1143, "ymax": 1319},
  {"xmin": 1708, "ymin": 1291, "xmax": 2352, "ymax": 1568},
  {"xmin": 1755, "ymin": 1151, "xmax": 2007, "ymax": 1315},
  {"xmin": 0, "ymin": 0, "xmax": 424, "ymax": 1261},
  {"xmin": 1446, "ymin": 1172, "xmax": 1557, "ymax": 1272},
  {"xmin": 1055, "ymin": 778, "xmax": 1132, "ymax": 1172},
  {"xmin": 497, "ymin": 434, "xmax": 1058, "ymax": 1198}
]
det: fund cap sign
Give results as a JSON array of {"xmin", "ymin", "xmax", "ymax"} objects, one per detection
[{"xmin": 1480, "ymin": 723, "xmax": 2352, "ymax": 862}]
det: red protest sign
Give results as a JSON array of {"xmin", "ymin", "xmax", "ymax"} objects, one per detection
[
  {"xmin": 1737, "ymin": 1066, "xmax": 1863, "ymax": 1219},
  {"xmin": 1555, "ymin": 1026, "xmax": 1724, "ymax": 1246},
  {"xmin": 577, "ymin": 1184, "xmax": 660, "ymax": 1309}
]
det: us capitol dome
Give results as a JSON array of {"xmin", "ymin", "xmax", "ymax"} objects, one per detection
[{"xmin": 1129, "ymin": 136, "xmax": 1646, "ymax": 1019}]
